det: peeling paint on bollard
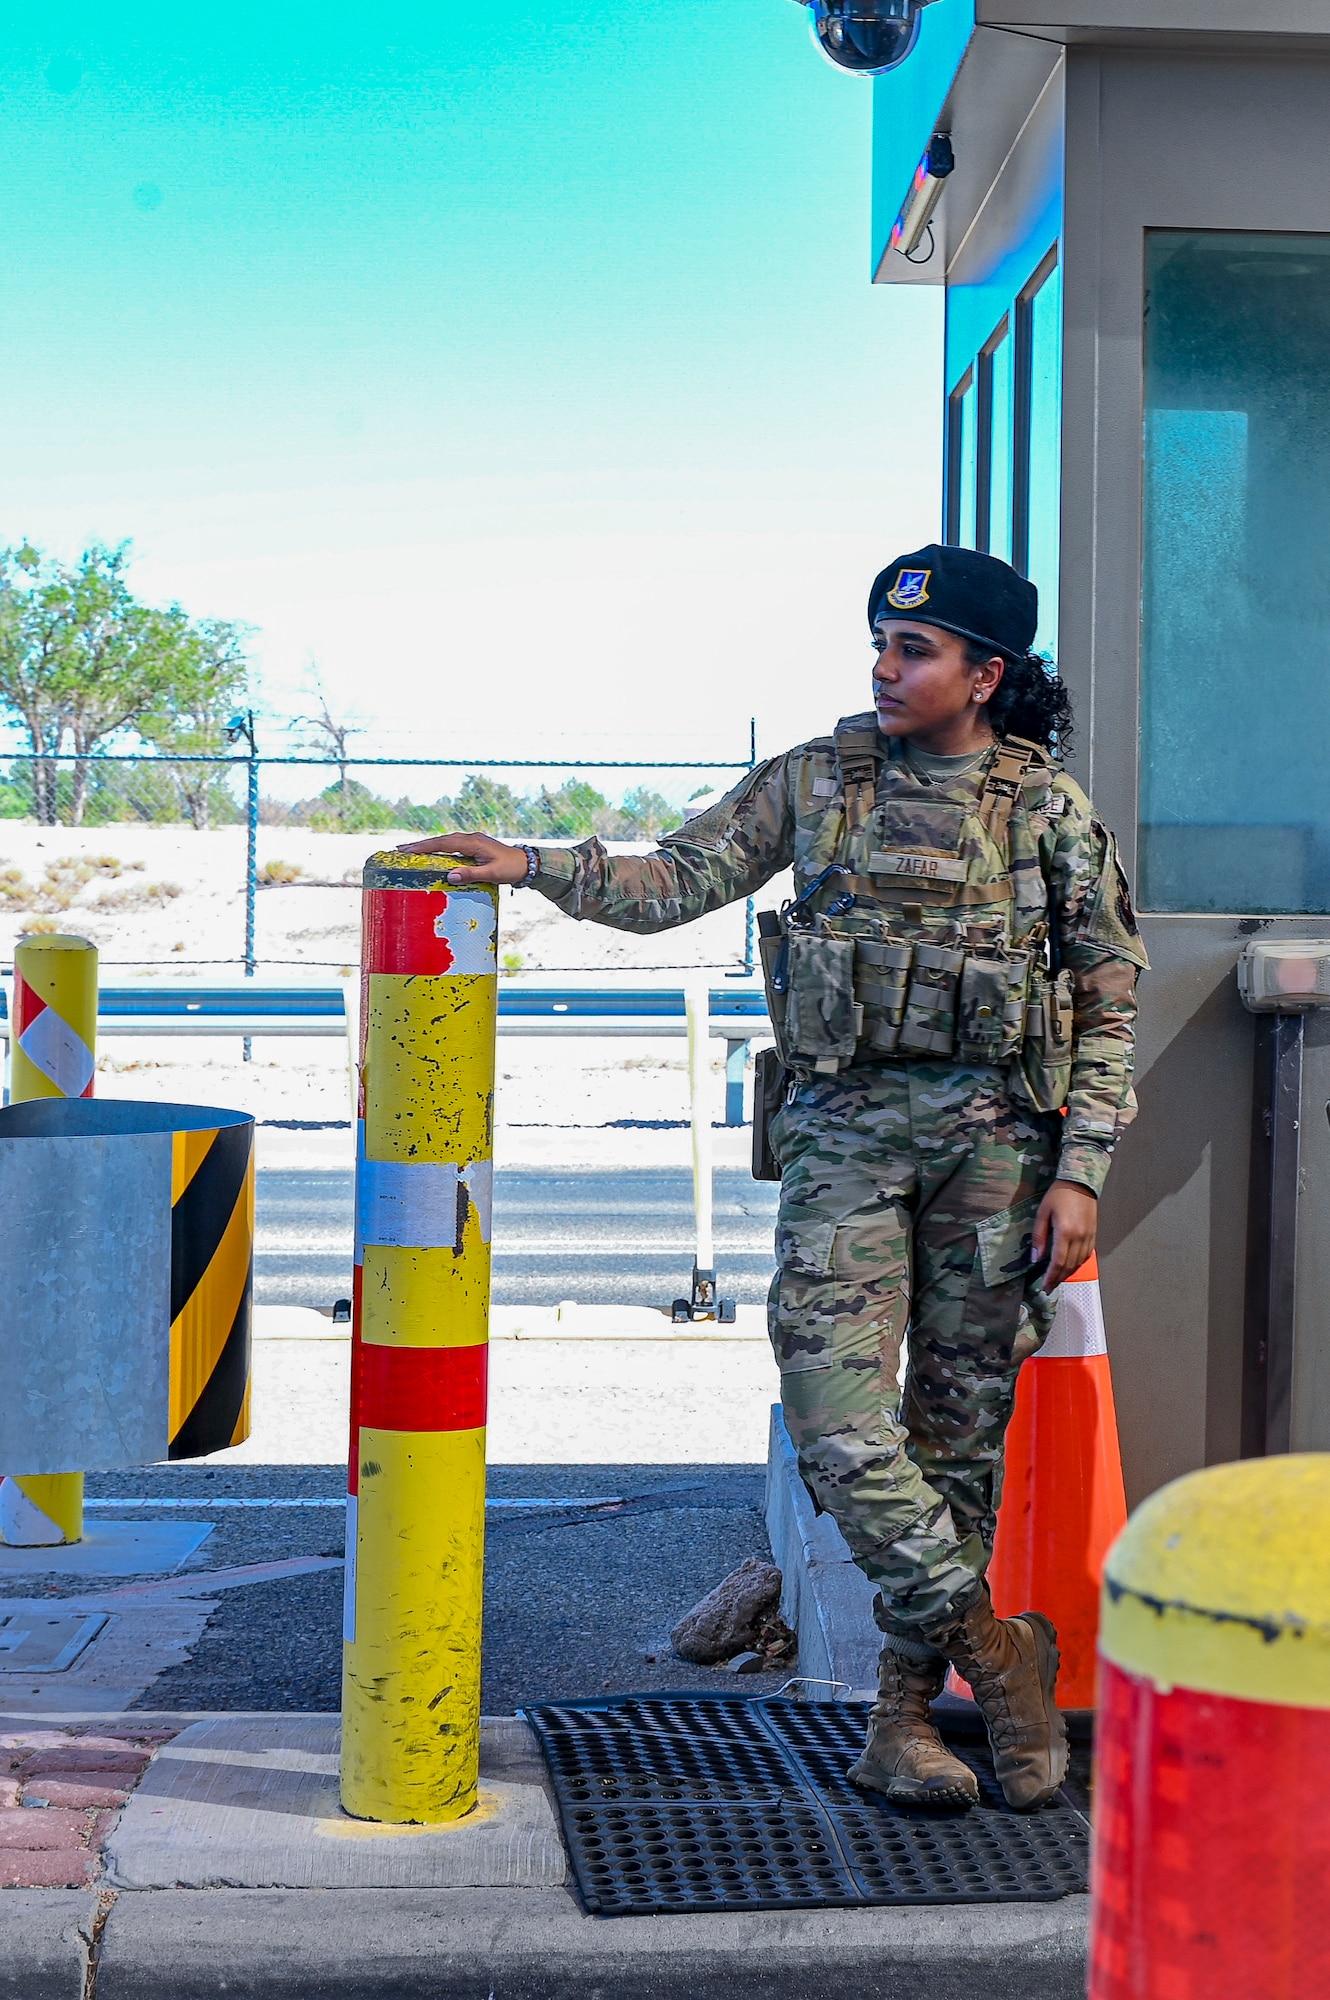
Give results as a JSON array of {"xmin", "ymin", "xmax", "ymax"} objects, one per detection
[{"xmin": 340, "ymin": 853, "xmax": 498, "ymax": 1824}]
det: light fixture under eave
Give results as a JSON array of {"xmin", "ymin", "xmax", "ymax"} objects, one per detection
[{"xmin": 890, "ymin": 133, "xmax": 954, "ymax": 257}]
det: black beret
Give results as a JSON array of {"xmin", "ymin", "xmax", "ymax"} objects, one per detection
[{"xmin": 867, "ymin": 544, "xmax": 1038, "ymax": 660}]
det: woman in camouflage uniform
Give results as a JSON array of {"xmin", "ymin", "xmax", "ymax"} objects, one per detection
[{"xmin": 403, "ymin": 545, "xmax": 1145, "ymax": 1813}]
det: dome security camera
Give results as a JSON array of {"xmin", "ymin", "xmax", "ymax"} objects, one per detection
[{"xmin": 792, "ymin": 0, "xmax": 938, "ymax": 75}]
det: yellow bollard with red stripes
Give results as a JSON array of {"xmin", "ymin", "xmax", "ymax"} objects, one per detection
[
  {"xmin": 0, "ymin": 932, "xmax": 98, "ymax": 1548},
  {"xmin": 340, "ymin": 853, "xmax": 497, "ymax": 1823},
  {"xmin": 1089, "ymin": 1455, "xmax": 1330, "ymax": 1998},
  {"xmin": 11, "ymin": 932, "xmax": 97, "ymax": 1104}
]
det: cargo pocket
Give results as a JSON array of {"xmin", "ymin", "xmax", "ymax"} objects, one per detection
[
  {"xmin": 832, "ymin": 1210, "xmax": 908, "ymax": 1328},
  {"xmin": 770, "ymin": 1213, "xmax": 836, "ymax": 1373},
  {"xmin": 974, "ymin": 1197, "xmax": 1041, "ymax": 1291}
]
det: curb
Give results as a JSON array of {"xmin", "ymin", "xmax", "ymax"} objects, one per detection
[
  {"xmin": 0, "ymin": 1884, "xmax": 1089, "ymax": 2000},
  {"xmin": 763, "ymin": 1405, "xmax": 880, "ymax": 1695},
  {"xmin": 0, "ymin": 1888, "xmax": 101, "ymax": 1999},
  {"xmin": 95, "ymin": 1885, "xmax": 1088, "ymax": 1999}
]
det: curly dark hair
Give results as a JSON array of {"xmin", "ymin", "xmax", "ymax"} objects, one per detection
[{"xmin": 964, "ymin": 642, "xmax": 1074, "ymax": 758}]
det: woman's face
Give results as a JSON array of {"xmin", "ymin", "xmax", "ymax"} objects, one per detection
[{"xmin": 871, "ymin": 618, "xmax": 1004, "ymax": 739}]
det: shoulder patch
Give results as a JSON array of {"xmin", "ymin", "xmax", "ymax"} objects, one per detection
[
  {"xmin": 1051, "ymin": 772, "xmax": 1093, "ymax": 822},
  {"xmin": 1080, "ymin": 821, "xmax": 1149, "ymax": 969},
  {"xmin": 663, "ymin": 756, "xmax": 782, "ymax": 854}
]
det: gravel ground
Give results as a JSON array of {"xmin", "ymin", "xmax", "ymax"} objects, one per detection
[{"xmin": 0, "ymin": 823, "xmax": 780, "ymax": 981}]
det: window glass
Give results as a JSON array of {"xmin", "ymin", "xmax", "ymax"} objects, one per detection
[
  {"xmin": 986, "ymin": 323, "xmax": 1014, "ymax": 564},
  {"xmin": 956, "ymin": 373, "xmax": 977, "ymax": 549},
  {"xmin": 1141, "ymin": 231, "xmax": 1330, "ymax": 913},
  {"xmin": 1025, "ymin": 259, "xmax": 1061, "ymax": 657},
  {"xmin": 946, "ymin": 370, "xmax": 977, "ymax": 548}
]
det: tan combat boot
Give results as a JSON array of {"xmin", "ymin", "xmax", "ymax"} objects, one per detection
[
  {"xmin": 929, "ymin": 1584, "xmax": 1068, "ymax": 1811},
  {"xmin": 847, "ymin": 1644, "xmax": 980, "ymax": 1809}
]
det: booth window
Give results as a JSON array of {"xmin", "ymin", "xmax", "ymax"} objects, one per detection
[
  {"xmin": 1014, "ymin": 248, "xmax": 1061, "ymax": 657},
  {"xmin": 977, "ymin": 319, "xmax": 1013, "ymax": 563},
  {"xmin": 947, "ymin": 249, "xmax": 1061, "ymax": 658},
  {"xmin": 1141, "ymin": 230, "xmax": 1330, "ymax": 914},
  {"xmin": 946, "ymin": 334, "xmax": 1010, "ymax": 556},
  {"xmin": 945, "ymin": 366, "xmax": 977, "ymax": 547}
]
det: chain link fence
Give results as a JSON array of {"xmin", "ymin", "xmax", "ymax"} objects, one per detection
[{"xmin": 0, "ymin": 740, "xmax": 759, "ymax": 975}]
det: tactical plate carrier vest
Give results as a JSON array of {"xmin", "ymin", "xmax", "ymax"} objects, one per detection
[{"xmin": 759, "ymin": 713, "xmax": 1074, "ymax": 1112}]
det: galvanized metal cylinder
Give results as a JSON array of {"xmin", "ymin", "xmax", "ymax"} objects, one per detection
[
  {"xmin": 340, "ymin": 853, "xmax": 497, "ymax": 1823},
  {"xmin": 0, "ymin": 1097, "xmax": 255, "ymax": 1472}
]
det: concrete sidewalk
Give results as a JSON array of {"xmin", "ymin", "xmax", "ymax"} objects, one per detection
[{"xmin": 0, "ymin": 1709, "xmax": 1088, "ymax": 1998}]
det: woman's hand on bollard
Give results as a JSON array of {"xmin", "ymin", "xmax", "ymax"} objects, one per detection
[
  {"xmin": 395, "ymin": 831, "xmax": 530, "ymax": 887},
  {"xmin": 1031, "ymin": 1179, "xmax": 1098, "ymax": 1292}
]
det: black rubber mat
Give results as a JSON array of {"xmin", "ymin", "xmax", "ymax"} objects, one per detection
[{"xmin": 525, "ymin": 1692, "xmax": 1090, "ymax": 1917}]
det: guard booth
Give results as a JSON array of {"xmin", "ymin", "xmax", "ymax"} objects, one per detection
[{"xmin": 871, "ymin": 4, "xmax": 1330, "ymax": 1505}]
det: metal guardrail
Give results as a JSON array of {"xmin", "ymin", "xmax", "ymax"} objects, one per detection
[{"xmin": 0, "ymin": 982, "xmax": 773, "ymax": 1123}]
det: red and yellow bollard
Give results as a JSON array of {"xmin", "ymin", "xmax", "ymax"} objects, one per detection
[
  {"xmin": 0, "ymin": 932, "xmax": 98, "ymax": 1548},
  {"xmin": 1089, "ymin": 1454, "xmax": 1330, "ymax": 1998},
  {"xmin": 340, "ymin": 853, "xmax": 498, "ymax": 1823}
]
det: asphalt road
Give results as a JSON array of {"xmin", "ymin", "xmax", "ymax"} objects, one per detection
[
  {"xmin": 255, "ymin": 1167, "xmax": 780, "ymax": 1310},
  {"xmin": 55, "ymin": 1463, "xmax": 794, "ymax": 1713}
]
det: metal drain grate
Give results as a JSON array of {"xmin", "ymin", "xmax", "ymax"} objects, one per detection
[{"xmin": 526, "ymin": 1693, "xmax": 1090, "ymax": 1917}]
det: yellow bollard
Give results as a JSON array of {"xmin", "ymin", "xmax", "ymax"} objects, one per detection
[
  {"xmin": 0, "ymin": 932, "xmax": 98, "ymax": 1548},
  {"xmin": 340, "ymin": 854, "xmax": 497, "ymax": 1823}
]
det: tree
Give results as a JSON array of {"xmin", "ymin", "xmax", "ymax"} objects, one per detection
[
  {"xmin": 447, "ymin": 774, "xmax": 532, "ymax": 836},
  {"xmin": 530, "ymin": 779, "xmax": 608, "ymax": 839},
  {"xmin": 305, "ymin": 777, "xmax": 401, "ymax": 833},
  {"xmin": 608, "ymin": 785, "xmax": 675, "ymax": 838},
  {"xmin": 0, "ymin": 541, "xmax": 253, "ymax": 828},
  {"xmin": 56, "ymin": 547, "xmax": 209, "ymax": 826},
  {"xmin": 0, "ymin": 544, "xmax": 72, "ymax": 824},
  {"xmin": 292, "ymin": 672, "xmax": 362, "ymax": 819},
  {"xmin": 136, "ymin": 619, "xmax": 251, "ymax": 830}
]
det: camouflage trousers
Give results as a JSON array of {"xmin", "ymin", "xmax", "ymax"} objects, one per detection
[{"xmin": 769, "ymin": 1062, "xmax": 1060, "ymax": 1644}]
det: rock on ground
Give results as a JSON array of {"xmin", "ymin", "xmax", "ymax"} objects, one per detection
[{"xmin": 670, "ymin": 1556, "xmax": 784, "ymax": 1665}]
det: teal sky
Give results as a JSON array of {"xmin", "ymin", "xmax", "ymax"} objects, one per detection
[{"xmin": 1, "ymin": 3, "xmax": 941, "ymax": 784}]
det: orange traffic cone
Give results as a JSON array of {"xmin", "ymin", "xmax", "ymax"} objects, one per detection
[
  {"xmin": 948, "ymin": 1254, "xmax": 1127, "ymax": 1709},
  {"xmin": 990, "ymin": 1253, "xmax": 1127, "ymax": 1706}
]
